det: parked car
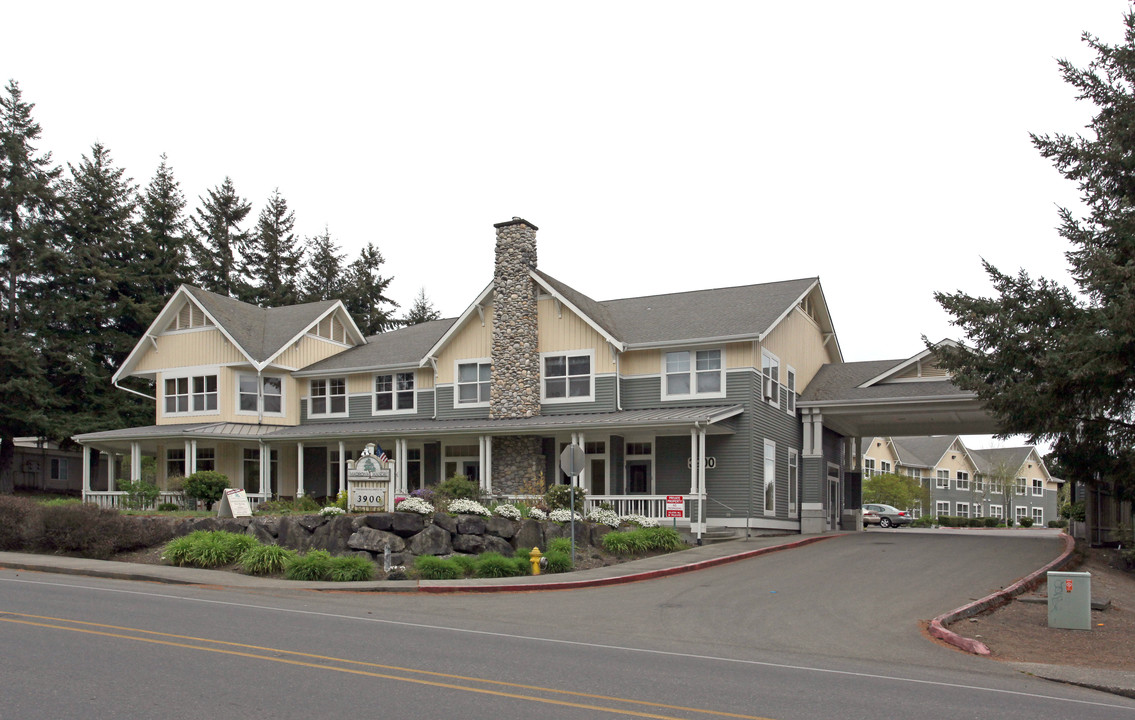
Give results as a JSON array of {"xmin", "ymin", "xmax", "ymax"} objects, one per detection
[{"xmin": 862, "ymin": 504, "xmax": 912, "ymax": 528}]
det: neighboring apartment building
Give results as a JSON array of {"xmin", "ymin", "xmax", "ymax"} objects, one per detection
[
  {"xmin": 74, "ymin": 218, "xmax": 994, "ymax": 535},
  {"xmin": 11, "ymin": 437, "xmax": 108, "ymax": 494},
  {"xmin": 861, "ymin": 436, "xmax": 1060, "ymax": 524}
]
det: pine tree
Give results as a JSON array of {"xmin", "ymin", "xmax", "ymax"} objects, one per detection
[
  {"xmin": 137, "ymin": 154, "xmax": 190, "ymax": 301},
  {"xmin": 191, "ymin": 177, "xmax": 252, "ymax": 298},
  {"xmin": 246, "ymin": 188, "xmax": 303, "ymax": 306},
  {"xmin": 300, "ymin": 227, "xmax": 346, "ymax": 302},
  {"xmin": 344, "ymin": 242, "xmax": 398, "ymax": 336},
  {"xmin": 0, "ymin": 79, "xmax": 60, "ymax": 492},
  {"xmin": 934, "ymin": 11, "xmax": 1135, "ymax": 494},
  {"xmin": 402, "ymin": 287, "xmax": 441, "ymax": 325}
]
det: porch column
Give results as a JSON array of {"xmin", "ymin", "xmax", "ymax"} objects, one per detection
[
  {"xmin": 130, "ymin": 442, "xmax": 142, "ymax": 482},
  {"xmin": 697, "ymin": 426, "xmax": 706, "ymax": 543},
  {"xmin": 484, "ymin": 436, "xmax": 492, "ymax": 495},
  {"xmin": 82, "ymin": 445, "xmax": 91, "ymax": 500},
  {"xmin": 189, "ymin": 440, "xmax": 198, "ymax": 475},
  {"xmin": 296, "ymin": 442, "xmax": 305, "ymax": 497},
  {"xmin": 478, "ymin": 436, "xmax": 487, "ymax": 492},
  {"xmin": 577, "ymin": 432, "xmax": 585, "ymax": 491},
  {"xmin": 108, "ymin": 454, "xmax": 117, "ymax": 492},
  {"xmin": 689, "ymin": 428, "xmax": 698, "ymax": 495},
  {"xmin": 184, "ymin": 440, "xmax": 192, "ymax": 477},
  {"xmin": 338, "ymin": 440, "xmax": 346, "ymax": 496},
  {"xmin": 258, "ymin": 442, "xmax": 268, "ymax": 496}
]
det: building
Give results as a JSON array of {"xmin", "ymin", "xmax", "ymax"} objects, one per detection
[
  {"xmin": 11, "ymin": 437, "xmax": 108, "ymax": 495},
  {"xmin": 74, "ymin": 218, "xmax": 997, "ymax": 535},
  {"xmin": 860, "ymin": 436, "xmax": 1061, "ymax": 524}
]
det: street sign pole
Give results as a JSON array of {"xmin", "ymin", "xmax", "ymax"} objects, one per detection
[{"xmin": 559, "ymin": 443, "xmax": 586, "ymax": 567}]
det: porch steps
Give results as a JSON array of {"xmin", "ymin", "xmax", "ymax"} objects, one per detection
[{"xmin": 676, "ymin": 525, "xmax": 739, "ymax": 545}]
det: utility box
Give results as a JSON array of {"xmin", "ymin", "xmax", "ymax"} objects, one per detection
[{"xmin": 1047, "ymin": 571, "xmax": 1092, "ymax": 630}]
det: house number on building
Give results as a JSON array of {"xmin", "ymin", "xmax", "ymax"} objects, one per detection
[{"xmin": 687, "ymin": 457, "xmax": 716, "ymax": 469}]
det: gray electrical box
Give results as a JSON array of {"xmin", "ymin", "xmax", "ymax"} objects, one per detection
[{"xmin": 1047, "ymin": 571, "xmax": 1092, "ymax": 630}]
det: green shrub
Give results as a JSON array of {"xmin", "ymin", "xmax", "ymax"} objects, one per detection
[
  {"xmin": 1048, "ymin": 518, "xmax": 1068, "ymax": 528},
  {"xmin": 544, "ymin": 484, "xmax": 586, "ymax": 511},
  {"xmin": 163, "ymin": 530, "xmax": 257, "ymax": 568},
  {"xmin": 122, "ymin": 479, "xmax": 160, "ymax": 510},
  {"xmin": 642, "ymin": 526, "xmax": 684, "ymax": 551},
  {"xmin": 544, "ymin": 550, "xmax": 573, "ymax": 573},
  {"xmin": 937, "ymin": 515, "xmax": 951, "ymax": 526},
  {"xmin": 602, "ymin": 532, "xmax": 632, "ymax": 554},
  {"xmin": 451, "ymin": 554, "xmax": 477, "ymax": 576},
  {"xmin": 293, "ymin": 495, "xmax": 321, "ymax": 512},
  {"xmin": 547, "ymin": 537, "xmax": 573, "ymax": 554},
  {"xmin": 984, "ymin": 517, "xmax": 999, "ymax": 527},
  {"xmin": 157, "ymin": 502, "xmax": 181, "ymax": 512},
  {"xmin": 38, "ymin": 497, "xmax": 82, "ymax": 507},
  {"xmin": 38, "ymin": 504, "xmax": 142, "ymax": 559},
  {"xmin": 0, "ymin": 495, "xmax": 40, "ymax": 550},
  {"xmin": 327, "ymin": 555, "xmax": 375, "ymax": 582},
  {"xmin": 182, "ymin": 471, "xmax": 230, "ymax": 509},
  {"xmin": 414, "ymin": 555, "xmax": 461, "ymax": 580},
  {"xmin": 1018, "ymin": 517, "xmax": 1034, "ymax": 528},
  {"xmin": 436, "ymin": 475, "xmax": 479, "ymax": 501},
  {"xmin": 256, "ymin": 496, "xmax": 321, "ymax": 514},
  {"xmin": 285, "ymin": 550, "xmax": 334, "ymax": 581},
  {"xmin": 512, "ymin": 556, "xmax": 531, "ymax": 575},
  {"xmin": 1005, "ymin": 517, "xmax": 1015, "ymax": 527},
  {"xmin": 239, "ymin": 544, "xmax": 297, "ymax": 575},
  {"xmin": 473, "ymin": 552, "xmax": 521, "ymax": 578},
  {"xmin": 910, "ymin": 516, "xmax": 933, "ymax": 528}
]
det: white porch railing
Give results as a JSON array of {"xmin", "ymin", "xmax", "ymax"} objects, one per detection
[
  {"xmin": 83, "ymin": 491, "xmax": 268, "ymax": 512},
  {"xmin": 498, "ymin": 493, "xmax": 692, "ymax": 520}
]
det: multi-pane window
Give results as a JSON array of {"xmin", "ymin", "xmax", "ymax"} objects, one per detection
[
  {"xmin": 166, "ymin": 449, "xmax": 186, "ymax": 478},
  {"xmin": 956, "ymin": 471, "xmax": 970, "ymax": 491},
  {"xmin": 936, "ymin": 501, "xmax": 950, "ymax": 516},
  {"xmin": 1032, "ymin": 507, "xmax": 1044, "ymax": 525},
  {"xmin": 1032, "ymin": 478, "xmax": 1044, "ymax": 497},
  {"xmin": 990, "ymin": 504, "xmax": 1004, "ymax": 519},
  {"xmin": 880, "ymin": 460, "xmax": 892, "ymax": 474},
  {"xmin": 973, "ymin": 504, "xmax": 984, "ymax": 518},
  {"xmin": 1015, "ymin": 506, "xmax": 1028, "ymax": 521},
  {"xmin": 936, "ymin": 470, "xmax": 950, "ymax": 489},
  {"xmin": 1015, "ymin": 478, "xmax": 1027, "ymax": 496},
  {"xmin": 761, "ymin": 350, "xmax": 780, "ymax": 406},
  {"xmin": 989, "ymin": 477, "xmax": 1003, "ymax": 494},
  {"xmin": 196, "ymin": 448, "xmax": 215, "ymax": 472},
  {"xmin": 786, "ymin": 368, "xmax": 796, "ymax": 415},
  {"xmin": 907, "ymin": 468, "xmax": 922, "ymax": 482},
  {"xmin": 164, "ymin": 374, "xmax": 217, "ymax": 414},
  {"xmin": 239, "ymin": 375, "xmax": 283, "ymax": 414},
  {"xmin": 956, "ymin": 502, "xmax": 970, "ymax": 518},
  {"xmin": 310, "ymin": 378, "xmax": 347, "ymax": 416},
  {"xmin": 457, "ymin": 362, "xmax": 491, "ymax": 404},
  {"xmin": 543, "ymin": 353, "xmax": 591, "ymax": 400},
  {"xmin": 376, "ymin": 372, "xmax": 415, "ymax": 412},
  {"xmin": 863, "ymin": 458, "xmax": 876, "ymax": 478},
  {"xmin": 242, "ymin": 448, "xmax": 278, "ymax": 494},
  {"xmin": 788, "ymin": 449, "xmax": 799, "ymax": 515},
  {"xmin": 763, "ymin": 439, "xmax": 776, "ymax": 516},
  {"xmin": 664, "ymin": 349, "xmax": 723, "ymax": 398},
  {"xmin": 50, "ymin": 458, "xmax": 68, "ymax": 480}
]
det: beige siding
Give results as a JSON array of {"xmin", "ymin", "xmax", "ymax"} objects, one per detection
[
  {"xmin": 435, "ymin": 311, "xmax": 493, "ymax": 384},
  {"xmin": 893, "ymin": 357, "xmax": 950, "ymax": 380},
  {"xmin": 621, "ymin": 349, "xmax": 661, "ymax": 376},
  {"xmin": 725, "ymin": 342, "xmax": 752, "ymax": 370},
  {"xmin": 863, "ymin": 438, "xmax": 899, "ymax": 470},
  {"xmin": 760, "ymin": 307, "xmax": 834, "ymax": 389},
  {"xmin": 157, "ymin": 368, "xmax": 300, "ymax": 426},
  {"xmin": 933, "ymin": 441, "xmax": 979, "ymax": 478},
  {"xmin": 135, "ymin": 328, "xmax": 245, "ymax": 373},
  {"xmin": 536, "ymin": 298, "xmax": 618, "ymax": 373},
  {"xmin": 276, "ymin": 335, "xmax": 354, "ymax": 370}
]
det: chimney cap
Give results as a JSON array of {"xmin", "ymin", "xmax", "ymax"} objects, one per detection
[{"xmin": 493, "ymin": 217, "xmax": 539, "ymax": 231}]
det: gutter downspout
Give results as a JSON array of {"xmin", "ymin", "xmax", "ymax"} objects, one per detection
[
  {"xmin": 115, "ymin": 379, "xmax": 156, "ymax": 401},
  {"xmin": 257, "ymin": 369, "xmax": 264, "ymax": 425},
  {"xmin": 614, "ymin": 347, "xmax": 622, "ymax": 411}
]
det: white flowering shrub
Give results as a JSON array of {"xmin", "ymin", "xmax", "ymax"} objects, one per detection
[
  {"xmin": 448, "ymin": 498, "xmax": 491, "ymax": 517},
  {"xmin": 395, "ymin": 497, "xmax": 435, "ymax": 515},
  {"xmin": 620, "ymin": 514, "xmax": 659, "ymax": 528},
  {"xmin": 493, "ymin": 503, "xmax": 522, "ymax": 520},
  {"xmin": 319, "ymin": 506, "xmax": 345, "ymax": 516},
  {"xmin": 549, "ymin": 508, "xmax": 583, "ymax": 523},
  {"xmin": 528, "ymin": 508, "xmax": 548, "ymax": 520},
  {"xmin": 586, "ymin": 508, "xmax": 621, "ymax": 528}
]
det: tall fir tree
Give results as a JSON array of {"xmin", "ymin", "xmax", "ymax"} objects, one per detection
[
  {"xmin": 191, "ymin": 176, "xmax": 252, "ymax": 298},
  {"xmin": 934, "ymin": 10, "xmax": 1135, "ymax": 498},
  {"xmin": 137, "ymin": 154, "xmax": 191, "ymax": 302},
  {"xmin": 344, "ymin": 242, "xmax": 398, "ymax": 335},
  {"xmin": 300, "ymin": 227, "xmax": 346, "ymax": 302},
  {"xmin": 402, "ymin": 287, "xmax": 441, "ymax": 325},
  {"xmin": 0, "ymin": 79, "xmax": 59, "ymax": 492},
  {"xmin": 246, "ymin": 188, "xmax": 303, "ymax": 306}
]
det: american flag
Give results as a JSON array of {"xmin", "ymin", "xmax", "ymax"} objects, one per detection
[{"xmin": 375, "ymin": 443, "xmax": 388, "ymax": 464}]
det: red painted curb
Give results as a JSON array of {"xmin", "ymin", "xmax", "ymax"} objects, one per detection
[
  {"xmin": 928, "ymin": 532, "xmax": 1077, "ymax": 655},
  {"xmin": 417, "ymin": 534, "xmax": 841, "ymax": 594}
]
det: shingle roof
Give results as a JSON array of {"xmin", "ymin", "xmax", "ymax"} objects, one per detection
[
  {"xmin": 800, "ymin": 360, "xmax": 970, "ymax": 404},
  {"xmin": 888, "ymin": 436, "xmax": 960, "ymax": 468},
  {"xmin": 969, "ymin": 446, "xmax": 1034, "ymax": 475},
  {"xmin": 297, "ymin": 318, "xmax": 457, "ymax": 374},
  {"xmin": 185, "ymin": 286, "xmax": 339, "ymax": 363}
]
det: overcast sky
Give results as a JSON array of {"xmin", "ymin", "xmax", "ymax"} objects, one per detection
[{"xmin": 5, "ymin": 1, "xmax": 1129, "ymax": 448}]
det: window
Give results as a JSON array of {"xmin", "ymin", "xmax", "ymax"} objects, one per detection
[
  {"xmin": 242, "ymin": 448, "xmax": 278, "ymax": 494},
  {"xmin": 788, "ymin": 449, "xmax": 799, "ymax": 516},
  {"xmin": 309, "ymin": 378, "xmax": 347, "ymax": 416},
  {"xmin": 663, "ymin": 349, "xmax": 723, "ymax": 399},
  {"xmin": 196, "ymin": 448, "xmax": 215, "ymax": 472},
  {"xmin": 1015, "ymin": 506, "xmax": 1027, "ymax": 521},
  {"xmin": 1032, "ymin": 507, "xmax": 1044, "ymax": 525},
  {"xmin": 936, "ymin": 469, "xmax": 950, "ymax": 489},
  {"xmin": 238, "ymin": 375, "xmax": 283, "ymax": 415},
  {"xmin": 625, "ymin": 442, "xmax": 653, "ymax": 494},
  {"xmin": 786, "ymin": 367, "xmax": 797, "ymax": 415},
  {"xmin": 50, "ymin": 458, "xmax": 68, "ymax": 481},
  {"xmin": 880, "ymin": 460, "xmax": 892, "ymax": 474},
  {"xmin": 375, "ymin": 372, "xmax": 416, "ymax": 412},
  {"xmin": 166, "ymin": 449, "xmax": 185, "ymax": 478},
  {"xmin": 456, "ymin": 361, "xmax": 491, "ymax": 405},
  {"xmin": 990, "ymin": 504, "xmax": 1004, "ymax": 519},
  {"xmin": 542, "ymin": 352, "xmax": 592, "ymax": 402},
  {"xmin": 974, "ymin": 474, "xmax": 985, "ymax": 492},
  {"xmin": 956, "ymin": 502, "xmax": 969, "ymax": 518},
  {"xmin": 763, "ymin": 439, "xmax": 776, "ymax": 516},
  {"xmin": 936, "ymin": 501, "xmax": 950, "ymax": 516},
  {"xmin": 1032, "ymin": 478, "xmax": 1044, "ymax": 497},
  {"xmin": 863, "ymin": 458, "xmax": 876, "ymax": 478},
  {"xmin": 1015, "ymin": 478, "xmax": 1027, "ymax": 496},
  {"xmin": 761, "ymin": 350, "xmax": 780, "ymax": 407},
  {"xmin": 164, "ymin": 374, "xmax": 218, "ymax": 415},
  {"xmin": 989, "ymin": 477, "xmax": 1003, "ymax": 494},
  {"xmin": 907, "ymin": 468, "xmax": 922, "ymax": 482},
  {"xmin": 956, "ymin": 471, "xmax": 969, "ymax": 491},
  {"xmin": 973, "ymin": 504, "xmax": 984, "ymax": 518}
]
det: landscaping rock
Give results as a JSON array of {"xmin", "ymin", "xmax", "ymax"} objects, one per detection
[
  {"xmin": 296, "ymin": 514, "xmax": 324, "ymax": 532},
  {"xmin": 310, "ymin": 515, "xmax": 356, "ymax": 553},
  {"xmin": 358, "ymin": 513, "xmax": 394, "ymax": 532},
  {"xmin": 407, "ymin": 524, "xmax": 452, "ymax": 555},
  {"xmin": 482, "ymin": 535, "xmax": 514, "ymax": 556},
  {"xmin": 485, "ymin": 516, "xmax": 516, "ymax": 539},
  {"xmin": 456, "ymin": 515, "xmax": 486, "ymax": 535},
  {"xmin": 453, "ymin": 533, "xmax": 486, "ymax": 554},
  {"xmin": 246, "ymin": 522, "xmax": 277, "ymax": 545},
  {"xmin": 348, "ymin": 527, "xmax": 406, "ymax": 553},
  {"xmin": 589, "ymin": 524, "xmax": 612, "ymax": 547},
  {"xmin": 276, "ymin": 517, "xmax": 314, "ymax": 551},
  {"xmin": 513, "ymin": 518, "xmax": 544, "ymax": 551},
  {"xmin": 431, "ymin": 512, "xmax": 457, "ymax": 534},
  {"xmin": 392, "ymin": 511, "xmax": 428, "ymax": 537}
]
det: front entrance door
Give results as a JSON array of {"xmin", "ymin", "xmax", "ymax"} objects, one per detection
[
  {"xmin": 827, "ymin": 462, "xmax": 841, "ymax": 531},
  {"xmin": 627, "ymin": 461, "xmax": 651, "ymax": 493}
]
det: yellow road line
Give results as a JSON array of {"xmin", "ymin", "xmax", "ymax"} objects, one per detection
[{"xmin": 0, "ymin": 612, "xmax": 776, "ymax": 720}]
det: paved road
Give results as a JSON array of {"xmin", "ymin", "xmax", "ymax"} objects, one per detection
[{"xmin": 2, "ymin": 530, "xmax": 1131, "ymax": 719}]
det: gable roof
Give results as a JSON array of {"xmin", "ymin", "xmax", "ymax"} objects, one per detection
[
  {"xmin": 296, "ymin": 317, "xmax": 457, "ymax": 376},
  {"xmin": 969, "ymin": 446, "xmax": 1038, "ymax": 476},
  {"xmin": 856, "ymin": 339, "xmax": 958, "ymax": 387},
  {"xmin": 888, "ymin": 435, "xmax": 964, "ymax": 469}
]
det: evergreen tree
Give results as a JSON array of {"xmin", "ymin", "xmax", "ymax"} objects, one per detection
[
  {"xmin": 402, "ymin": 287, "xmax": 441, "ymax": 325},
  {"xmin": 300, "ymin": 227, "xmax": 346, "ymax": 302},
  {"xmin": 191, "ymin": 177, "xmax": 252, "ymax": 298},
  {"xmin": 0, "ymin": 79, "xmax": 59, "ymax": 492},
  {"xmin": 934, "ymin": 11, "xmax": 1135, "ymax": 494},
  {"xmin": 137, "ymin": 154, "xmax": 190, "ymax": 301},
  {"xmin": 246, "ymin": 188, "xmax": 303, "ymax": 306},
  {"xmin": 344, "ymin": 242, "xmax": 398, "ymax": 335}
]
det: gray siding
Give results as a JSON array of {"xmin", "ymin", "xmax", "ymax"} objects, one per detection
[
  {"xmin": 541, "ymin": 375, "xmax": 617, "ymax": 415},
  {"xmin": 435, "ymin": 386, "xmax": 490, "ymax": 420},
  {"xmin": 746, "ymin": 377, "xmax": 804, "ymax": 521},
  {"xmin": 300, "ymin": 389, "xmax": 436, "ymax": 423}
]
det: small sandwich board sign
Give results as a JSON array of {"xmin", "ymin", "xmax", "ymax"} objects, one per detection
[{"xmin": 216, "ymin": 488, "xmax": 253, "ymax": 518}]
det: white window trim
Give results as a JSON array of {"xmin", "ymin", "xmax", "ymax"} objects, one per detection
[
  {"xmin": 763, "ymin": 439, "xmax": 776, "ymax": 517},
  {"xmin": 956, "ymin": 471, "xmax": 970, "ymax": 491},
  {"xmin": 540, "ymin": 349, "xmax": 595, "ymax": 404},
  {"xmin": 308, "ymin": 377, "xmax": 349, "ymax": 418},
  {"xmin": 788, "ymin": 448, "xmax": 799, "ymax": 517},
  {"xmin": 990, "ymin": 504, "xmax": 1003, "ymax": 519},
  {"xmin": 956, "ymin": 501, "xmax": 970, "ymax": 518},
  {"xmin": 373, "ymin": 371, "xmax": 418, "ymax": 415},
  {"xmin": 235, "ymin": 373, "xmax": 287, "ymax": 417},
  {"xmin": 935, "ymin": 470, "xmax": 950, "ymax": 490},
  {"xmin": 1031, "ymin": 478, "xmax": 1044, "ymax": 497},
  {"xmin": 1032, "ymin": 507, "xmax": 1044, "ymax": 524},
  {"xmin": 660, "ymin": 347, "xmax": 726, "ymax": 402},
  {"xmin": 936, "ymin": 501, "xmax": 950, "ymax": 516},
  {"xmin": 161, "ymin": 370, "xmax": 220, "ymax": 418},
  {"xmin": 785, "ymin": 366, "xmax": 797, "ymax": 416},
  {"xmin": 454, "ymin": 358, "xmax": 491, "ymax": 408},
  {"xmin": 624, "ymin": 438, "xmax": 655, "ymax": 495},
  {"xmin": 1015, "ymin": 506, "xmax": 1028, "ymax": 520},
  {"xmin": 761, "ymin": 348, "xmax": 781, "ymax": 409}
]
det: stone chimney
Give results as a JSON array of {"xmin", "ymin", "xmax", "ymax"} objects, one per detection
[{"xmin": 490, "ymin": 217, "xmax": 541, "ymax": 419}]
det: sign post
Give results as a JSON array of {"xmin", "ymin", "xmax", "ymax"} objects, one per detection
[
  {"xmin": 559, "ymin": 443, "xmax": 586, "ymax": 566},
  {"xmin": 665, "ymin": 494, "xmax": 684, "ymax": 529}
]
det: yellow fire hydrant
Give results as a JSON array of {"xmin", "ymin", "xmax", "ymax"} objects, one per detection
[{"xmin": 529, "ymin": 547, "xmax": 542, "ymax": 576}]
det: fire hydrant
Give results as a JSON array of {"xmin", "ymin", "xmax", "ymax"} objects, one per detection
[{"xmin": 529, "ymin": 547, "xmax": 542, "ymax": 575}]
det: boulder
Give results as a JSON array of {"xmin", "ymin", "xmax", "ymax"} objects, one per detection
[
  {"xmin": 431, "ymin": 512, "xmax": 458, "ymax": 534},
  {"xmin": 512, "ymin": 518, "xmax": 545, "ymax": 551},
  {"xmin": 348, "ymin": 527, "xmax": 406, "ymax": 553},
  {"xmin": 482, "ymin": 535, "xmax": 514, "ymax": 556},
  {"xmin": 407, "ymin": 525, "xmax": 452, "ymax": 556},
  {"xmin": 392, "ymin": 511, "xmax": 428, "ymax": 537},
  {"xmin": 452, "ymin": 533, "xmax": 486, "ymax": 554},
  {"xmin": 276, "ymin": 516, "xmax": 314, "ymax": 551},
  {"xmin": 543, "ymin": 522, "xmax": 566, "ymax": 543},
  {"xmin": 246, "ymin": 522, "xmax": 277, "ymax": 546},
  {"xmin": 588, "ymin": 523, "xmax": 612, "ymax": 547},
  {"xmin": 358, "ymin": 513, "xmax": 394, "ymax": 532},
  {"xmin": 484, "ymin": 516, "xmax": 516, "ymax": 539},
  {"xmin": 296, "ymin": 514, "xmax": 324, "ymax": 532},
  {"xmin": 456, "ymin": 515, "xmax": 486, "ymax": 535},
  {"xmin": 309, "ymin": 515, "xmax": 356, "ymax": 553}
]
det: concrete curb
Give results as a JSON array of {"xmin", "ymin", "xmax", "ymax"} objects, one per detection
[
  {"xmin": 927, "ymin": 532, "xmax": 1077, "ymax": 655},
  {"xmin": 418, "ymin": 534, "xmax": 839, "ymax": 593}
]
